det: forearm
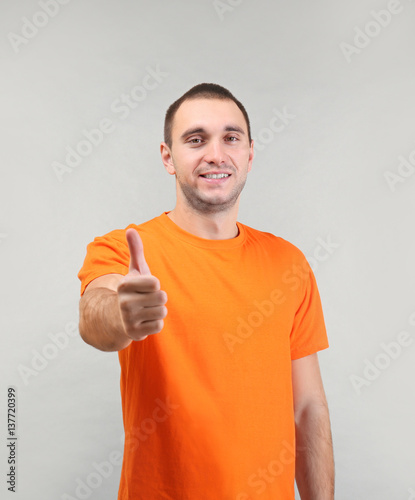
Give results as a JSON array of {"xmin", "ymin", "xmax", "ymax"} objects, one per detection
[
  {"xmin": 295, "ymin": 403, "xmax": 334, "ymax": 500},
  {"xmin": 79, "ymin": 287, "xmax": 132, "ymax": 352}
]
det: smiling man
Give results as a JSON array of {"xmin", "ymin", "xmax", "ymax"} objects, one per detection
[
  {"xmin": 162, "ymin": 97, "xmax": 252, "ymax": 231},
  {"xmin": 78, "ymin": 83, "xmax": 334, "ymax": 499}
]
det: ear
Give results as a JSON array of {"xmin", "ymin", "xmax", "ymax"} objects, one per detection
[
  {"xmin": 247, "ymin": 139, "xmax": 254, "ymax": 172},
  {"xmin": 160, "ymin": 142, "xmax": 176, "ymax": 175}
]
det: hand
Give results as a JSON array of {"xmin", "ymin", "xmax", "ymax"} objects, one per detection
[{"xmin": 117, "ymin": 228, "xmax": 168, "ymax": 341}]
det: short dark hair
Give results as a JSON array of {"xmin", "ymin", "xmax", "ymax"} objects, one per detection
[{"xmin": 164, "ymin": 83, "xmax": 251, "ymax": 148}]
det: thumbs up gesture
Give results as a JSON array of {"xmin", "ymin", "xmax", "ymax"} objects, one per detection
[{"xmin": 117, "ymin": 229, "xmax": 168, "ymax": 341}]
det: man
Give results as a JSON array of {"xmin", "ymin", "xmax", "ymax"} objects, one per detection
[{"xmin": 78, "ymin": 83, "xmax": 334, "ymax": 499}]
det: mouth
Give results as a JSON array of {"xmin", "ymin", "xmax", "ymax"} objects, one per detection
[{"xmin": 199, "ymin": 173, "xmax": 231, "ymax": 179}]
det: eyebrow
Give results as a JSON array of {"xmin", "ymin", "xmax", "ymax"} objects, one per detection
[{"xmin": 180, "ymin": 125, "xmax": 246, "ymax": 141}]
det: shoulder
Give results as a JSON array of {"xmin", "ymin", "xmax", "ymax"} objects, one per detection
[
  {"xmin": 240, "ymin": 222, "xmax": 307, "ymax": 263},
  {"xmin": 93, "ymin": 215, "xmax": 162, "ymax": 244}
]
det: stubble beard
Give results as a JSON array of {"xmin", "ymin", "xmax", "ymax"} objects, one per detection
[{"xmin": 176, "ymin": 172, "xmax": 247, "ymax": 215}]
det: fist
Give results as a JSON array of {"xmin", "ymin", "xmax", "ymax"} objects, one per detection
[{"xmin": 117, "ymin": 228, "xmax": 168, "ymax": 341}]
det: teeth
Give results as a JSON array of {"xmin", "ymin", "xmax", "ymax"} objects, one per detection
[{"xmin": 203, "ymin": 173, "xmax": 230, "ymax": 179}]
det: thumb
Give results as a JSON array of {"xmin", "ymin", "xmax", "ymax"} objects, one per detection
[{"xmin": 126, "ymin": 228, "xmax": 151, "ymax": 275}]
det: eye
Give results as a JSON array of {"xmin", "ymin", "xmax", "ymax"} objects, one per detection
[
  {"xmin": 226, "ymin": 136, "xmax": 238, "ymax": 142},
  {"xmin": 188, "ymin": 137, "xmax": 203, "ymax": 144}
]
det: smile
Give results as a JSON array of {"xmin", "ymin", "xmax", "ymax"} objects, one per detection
[{"xmin": 200, "ymin": 173, "xmax": 230, "ymax": 179}]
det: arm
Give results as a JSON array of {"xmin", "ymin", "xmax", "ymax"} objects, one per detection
[
  {"xmin": 79, "ymin": 274, "xmax": 132, "ymax": 352},
  {"xmin": 79, "ymin": 229, "xmax": 168, "ymax": 352},
  {"xmin": 292, "ymin": 353, "xmax": 334, "ymax": 500}
]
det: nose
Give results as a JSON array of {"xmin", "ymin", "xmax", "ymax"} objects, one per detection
[{"xmin": 203, "ymin": 140, "xmax": 227, "ymax": 166}]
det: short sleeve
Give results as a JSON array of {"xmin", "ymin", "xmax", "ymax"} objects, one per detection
[
  {"xmin": 290, "ymin": 260, "xmax": 329, "ymax": 360},
  {"xmin": 77, "ymin": 229, "xmax": 130, "ymax": 295}
]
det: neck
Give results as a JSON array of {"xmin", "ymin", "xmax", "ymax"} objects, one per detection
[{"xmin": 167, "ymin": 202, "xmax": 240, "ymax": 240}]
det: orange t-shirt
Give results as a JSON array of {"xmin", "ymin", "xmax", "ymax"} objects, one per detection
[{"xmin": 78, "ymin": 212, "xmax": 329, "ymax": 500}]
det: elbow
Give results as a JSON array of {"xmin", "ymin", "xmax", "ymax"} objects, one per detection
[{"xmin": 294, "ymin": 397, "xmax": 330, "ymax": 427}]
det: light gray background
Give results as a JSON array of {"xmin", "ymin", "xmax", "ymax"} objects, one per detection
[{"xmin": 1, "ymin": 1, "xmax": 414, "ymax": 499}]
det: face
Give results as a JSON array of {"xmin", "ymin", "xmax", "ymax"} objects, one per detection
[{"xmin": 161, "ymin": 98, "xmax": 254, "ymax": 215}]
